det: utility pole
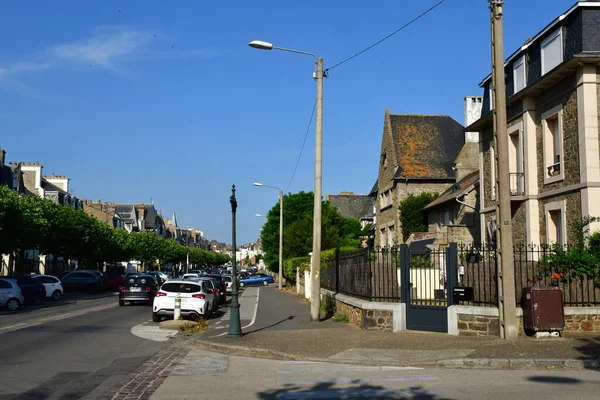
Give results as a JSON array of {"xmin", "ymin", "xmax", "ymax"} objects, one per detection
[
  {"xmin": 489, "ymin": 0, "xmax": 518, "ymax": 339},
  {"xmin": 278, "ymin": 189, "xmax": 283, "ymax": 291},
  {"xmin": 310, "ymin": 57, "xmax": 324, "ymax": 321}
]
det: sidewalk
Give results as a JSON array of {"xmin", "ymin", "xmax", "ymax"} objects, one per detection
[{"xmin": 195, "ymin": 287, "xmax": 600, "ymax": 370}]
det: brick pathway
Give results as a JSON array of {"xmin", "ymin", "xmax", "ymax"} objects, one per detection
[{"xmin": 102, "ymin": 339, "xmax": 190, "ymax": 400}]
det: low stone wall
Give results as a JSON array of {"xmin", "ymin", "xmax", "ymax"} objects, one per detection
[
  {"xmin": 564, "ymin": 314, "xmax": 600, "ymax": 332},
  {"xmin": 323, "ymin": 289, "xmax": 405, "ymax": 332},
  {"xmin": 335, "ymin": 299, "xmax": 362, "ymax": 328},
  {"xmin": 457, "ymin": 314, "xmax": 500, "ymax": 337}
]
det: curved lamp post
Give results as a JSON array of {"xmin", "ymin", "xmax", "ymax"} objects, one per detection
[
  {"xmin": 249, "ymin": 41, "xmax": 323, "ymax": 321},
  {"xmin": 253, "ymin": 182, "xmax": 283, "ymax": 290}
]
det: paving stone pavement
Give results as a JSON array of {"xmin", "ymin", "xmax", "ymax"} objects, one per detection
[{"xmin": 101, "ymin": 339, "xmax": 189, "ymax": 400}]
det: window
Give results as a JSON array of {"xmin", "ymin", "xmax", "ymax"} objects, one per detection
[
  {"xmin": 542, "ymin": 105, "xmax": 563, "ymax": 183},
  {"xmin": 0, "ymin": 280, "xmax": 11, "ymax": 289},
  {"xmin": 513, "ymin": 56, "xmax": 526, "ymax": 92},
  {"xmin": 488, "ymin": 83, "xmax": 494, "ymax": 111},
  {"xmin": 489, "ymin": 142, "xmax": 496, "ymax": 200},
  {"xmin": 541, "ymin": 29, "xmax": 563, "ymax": 75},
  {"xmin": 545, "ymin": 201, "xmax": 566, "ymax": 246},
  {"xmin": 444, "ymin": 211, "xmax": 451, "ymax": 225},
  {"xmin": 381, "ymin": 151, "xmax": 387, "ymax": 168},
  {"xmin": 388, "ymin": 226, "xmax": 395, "ymax": 247},
  {"xmin": 380, "ymin": 228, "xmax": 387, "ymax": 247},
  {"xmin": 508, "ymin": 123, "xmax": 524, "ymax": 195},
  {"xmin": 162, "ymin": 282, "xmax": 200, "ymax": 293},
  {"xmin": 380, "ymin": 190, "xmax": 392, "ymax": 208}
]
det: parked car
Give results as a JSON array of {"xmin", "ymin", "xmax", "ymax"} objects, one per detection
[
  {"xmin": 223, "ymin": 275, "xmax": 233, "ymax": 294},
  {"xmin": 239, "ymin": 273, "xmax": 275, "ymax": 287},
  {"xmin": 146, "ymin": 271, "xmax": 169, "ymax": 284},
  {"xmin": 31, "ymin": 274, "xmax": 64, "ymax": 300},
  {"xmin": 197, "ymin": 277, "xmax": 221, "ymax": 312},
  {"xmin": 205, "ymin": 274, "xmax": 227, "ymax": 304},
  {"xmin": 60, "ymin": 271, "xmax": 103, "ymax": 293},
  {"xmin": 119, "ymin": 274, "xmax": 160, "ymax": 306},
  {"xmin": 152, "ymin": 280, "xmax": 215, "ymax": 322},
  {"xmin": 105, "ymin": 273, "xmax": 126, "ymax": 292},
  {"xmin": 0, "ymin": 278, "xmax": 25, "ymax": 311},
  {"xmin": 182, "ymin": 273, "xmax": 201, "ymax": 280},
  {"xmin": 77, "ymin": 270, "xmax": 108, "ymax": 290},
  {"xmin": 5, "ymin": 276, "xmax": 47, "ymax": 305}
]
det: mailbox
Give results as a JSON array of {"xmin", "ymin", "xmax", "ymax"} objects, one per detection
[
  {"xmin": 453, "ymin": 286, "xmax": 474, "ymax": 303},
  {"xmin": 522, "ymin": 286, "xmax": 564, "ymax": 334}
]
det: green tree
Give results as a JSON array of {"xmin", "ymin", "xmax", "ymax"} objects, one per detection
[{"xmin": 398, "ymin": 192, "xmax": 439, "ymax": 242}]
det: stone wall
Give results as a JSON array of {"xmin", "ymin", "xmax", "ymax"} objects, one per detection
[
  {"xmin": 457, "ymin": 314, "xmax": 500, "ymax": 337},
  {"xmin": 564, "ymin": 314, "xmax": 600, "ymax": 333},
  {"xmin": 511, "ymin": 202, "xmax": 528, "ymax": 245},
  {"xmin": 538, "ymin": 191, "xmax": 582, "ymax": 244},
  {"xmin": 362, "ymin": 309, "xmax": 394, "ymax": 331},
  {"xmin": 335, "ymin": 300, "xmax": 362, "ymax": 328}
]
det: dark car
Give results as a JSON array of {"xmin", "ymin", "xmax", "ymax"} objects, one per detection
[
  {"xmin": 6, "ymin": 276, "xmax": 46, "ymax": 305},
  {"xmin": 60, "ymin": 271, "xmax": 103, "ymax": 293},
  {"xmin": 146, "ymin": 271, "xmax": 166, "ymax": 286},
  {"xmin": 119, "ymin": 275, "xmax": 159, "ymax": 306},
  {"xmin": 78, "ymin": 270, "xmax": 108, "ymax": 291},
  {"xmin": 106, "ymin": 273, "xmax": 125, "ymax": 292},
  {"xmin": 205, "ymin": 274, "xmax": 227, "ymax": 304}
]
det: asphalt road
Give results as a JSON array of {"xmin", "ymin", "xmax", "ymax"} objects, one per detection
[
  {"xmin": 152, "ymin": 348, "xmax": 600, "ymax": 400},
  {"xmin": 0, "ymin": 295, "xmax": 168, "ymax": 400}
]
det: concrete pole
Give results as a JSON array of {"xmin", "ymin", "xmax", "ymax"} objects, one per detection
[
  {"xmin": 489, "ymin": 0, "xmax": 518, "ymax": 339},
  {"xmin": 278, "ymin": 189, "xmax": 283, "ymax": 290},
  {"xmin": 310, "ymin": 57, "xmax": 323, "ymax": 321}
]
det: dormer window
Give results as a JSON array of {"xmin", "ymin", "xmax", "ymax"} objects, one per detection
[
  {"xmin": 381, "ymin": 151, "xmax": 387, "ymax": 168},
  {"xmin": 513, "ymin": 56, "xmax": 526, "ymax": 92},
  {"xmin": 541, "ymin": 29, "xmax": 563, "ymax": 75}
]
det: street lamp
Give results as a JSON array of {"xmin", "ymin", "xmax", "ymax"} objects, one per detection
[
  {"xmin": 253, "ymin": 182, "xmax": 284, "ymax": 291},
  {"xmin": 227, "ymin": 185, "xmax": 242, "ymax": 338},
  {"xmin": 255, "ymin": 213, "xmax": 267, "ymax": 218},
  {"xmin": 249, "ymin": 41, "xmax": 323, "ymax": 321}
]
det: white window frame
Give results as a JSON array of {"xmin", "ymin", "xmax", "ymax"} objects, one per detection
[
  {"xmin": 541, "ymin": 29, "xmax": 563, "ymax": 76},
  {"xmin": 513, "ymin": 56, "xmax": 526, "ymax": 93},
  {"xmin": 489, "ymin": 141, "xmax": 496, "ymax": 200},
  {"xmin": 488, "ymin": 83, "xmax": 494, "ymax": 111},
  {"xmin": 545, "ymin": 200, "xmax": 567, "ymax": 247},
  {"xmin": 388, "ymin": 226, "xmax": 395, "ymax": 247},
  {"xmin": 380, "ymin": 189, "xmax": 392, "ymax": 209},
  {"xmin": 542, "ymin": 105, "xmax": 564, "ymax": 184},
  {"xmin": 380, "ymin": 228, "xmax": 387, "ymax": 247}
]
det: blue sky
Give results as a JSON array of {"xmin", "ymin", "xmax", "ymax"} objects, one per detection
[{"xmin": 0, "ymin": 0, "xmax": 578, "ymax": 244}]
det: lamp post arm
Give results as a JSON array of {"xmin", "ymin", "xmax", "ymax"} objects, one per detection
[{"xmin": 272, "ymin": 46, "xmax": 317, "ymax": 62}]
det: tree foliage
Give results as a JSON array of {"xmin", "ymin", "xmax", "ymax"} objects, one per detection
[
  {"xmin": 0, "ymin": 185, "xmax": 230, "ymax": 274},
  {"xmin": 259, "ymin": 191, "xmax": 363, "ymax": 275},
  {"xmin": 398, "ymin": 192, "xmax": 439, "ymax": 242}
]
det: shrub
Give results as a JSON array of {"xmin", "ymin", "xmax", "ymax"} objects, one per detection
[
  {"xmin": 332, "ymin": 313, "xmax": 349, "ymax": 323},
  {"xmin": 321, "ymin": 293, "xmax": 336, "ymax": 318}
]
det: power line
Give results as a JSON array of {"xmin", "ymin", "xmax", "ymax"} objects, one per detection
[
  {"xmin": 285, "ymin": 99, "xmax": 317, "ymax": 193},
  {"xmin": 326, "ymin": 0, "xmax": 446, "ymax": 72}
]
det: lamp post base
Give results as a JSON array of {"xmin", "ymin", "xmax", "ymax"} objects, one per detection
[{"xmin": 227, "ymin": 298, "xmax": 242, "ymax": 338}]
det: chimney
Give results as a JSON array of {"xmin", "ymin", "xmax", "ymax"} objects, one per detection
[
  {"xmin": 0, "ymin": 148, "xmax": 5, "ymax": 166},
  {"xmin": 20, "ymin": 162, "xmax": 43, "ymax": 195},
  {"xmin": 464, "ymin": 96, "xmax": 483, "ymax": 143}
]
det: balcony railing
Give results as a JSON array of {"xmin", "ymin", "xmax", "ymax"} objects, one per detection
[{"xmin": 509, "ymin": 172, "xmax": 525, "ymax": 196}]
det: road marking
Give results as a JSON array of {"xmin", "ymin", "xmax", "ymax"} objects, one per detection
[
  {"xmin": 0, "ymin": 303, "xmax": 118, "ymax": 334},
  {"xmin": 131, "ymin": 321, "xmax": 178, "ymax": 342},
  {"xmin": 210, "ymin": 287, "xmax": 260, "ymax": 338}
]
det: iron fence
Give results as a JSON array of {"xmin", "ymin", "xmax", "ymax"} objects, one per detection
[
  {"xmin": 513, "ymin": 244, "xmax": 600, "ymax": 306},
  {"xmin": 456, "ymin": 244, "xmax": 498, "ymax": 307},
  {"xmin": 321, "ymin": 247, "xmax": 400, "ymax": 302},
  {"xmin": 408, "ymin": 248, "xmax": 448, "ymax": 306}
]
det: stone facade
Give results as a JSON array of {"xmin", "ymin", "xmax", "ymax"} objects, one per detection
[
  {"xmin": 335, "ymin": 300, "xmax": 363, "ymax": 328},
  {"xmin": 457, "ymin": 314, "xmax": 500, "ymax": 337},
  {"xmin": 362, "ymin": 309, "xmax": 394, "ymax": 331},
  {"xmin": 538, "ymin": 192, "xmax": 582, "ymax": 245},
  {"xmin": 563, "ymin": 314, "xmax": 600, "ymax": 333}
]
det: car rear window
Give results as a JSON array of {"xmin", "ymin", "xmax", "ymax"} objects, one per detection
[
  {"xmin": 162, "ymin": 282, "xmax": 200, "ymax": 293},
  {"xmin": 223, "ymin": 277, "xmax": 232, "ymax": 282},
  {"xmin": 127, "ymin": 277, "xmax": 151, "ymax": 285}
]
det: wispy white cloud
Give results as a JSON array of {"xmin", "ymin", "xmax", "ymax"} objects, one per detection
[
  {"xmin": 48, "ymin": 27, "xmax": 154, "ymax": 71},
  {"xmin": 0, "ymin": 27, "xmax": 214, "ymax": 97}
]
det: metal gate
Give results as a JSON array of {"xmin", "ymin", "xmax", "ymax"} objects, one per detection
[{"xmin": 400, "ymin": 243, "xmax": 458, "ymax": 332}]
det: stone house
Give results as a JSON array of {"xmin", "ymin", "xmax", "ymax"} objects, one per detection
[
  {"xmin": 0, "ymin": 148, "xmax": 25, "ymax": 193},
  {"xmin": 466, "ymin": 1, "xmax": 600, "ymax": 246},
  {"xmin": 326, "ymin": 192, "xmax": 375, "ymax": 229},
  {"xmin": 371, "ymin": 110, "xmax": 465, "ymax": 247},
  {"xmin": 15, "ymin": 162, "xmax": 82, "ymax": 208},
  {"xmin": 114, "ymin": 203, "xmax": 166, "ymax": 236},
  {"xmin": 82, "ymin": 200, "xmax": 124, "ymax": 229}
]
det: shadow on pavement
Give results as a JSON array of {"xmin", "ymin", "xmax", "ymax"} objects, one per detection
[
  {"xmin": 245, "ymin": 316, "xmax": 296, "ymax": 335},
  {"xmin": 257, "ymin": 381, "xmax": 454, "ymax": 400},
  {"xmin": 573, "ymin": 336, "xmax": 600, "ymax": 369},
  {"xmin": 0, "ymin": 292, "xmax": 116, "ymax": 316},
  {"xmin": 527, "ymin": 376, "xmax": 582, "ymax": 384}
]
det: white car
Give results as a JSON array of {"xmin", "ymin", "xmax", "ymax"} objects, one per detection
[
  {"xmin": 182, "ymin": 273, "xmax": 201, "ymax": 280},
  {"xmin": 223, "ymin": 275, "xmax": 233, "ymax": 294},
  {"xmin": 152, "ymin": 280, "xmax": 215, "ymax": 322},
  {"xmin": 32, "ymin": 274, "xmax": 64, "ymax": 301},
  {"xmin": 0, "ymin": 278, "xmax": 25, "ymax": 311}
]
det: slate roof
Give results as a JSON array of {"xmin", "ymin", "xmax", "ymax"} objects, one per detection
[
  {"xmin": 327, "ymin": 194, "xmax": 375, "ymax": 220},
  {"xmin": 424, "ymin": 169, "xmax": 479, "ymax": 210},
  {"xmin": 115, "ymin": 203, "xmax": 161, "ymax": 229},
  {"xmin": 389, "ymin": 114, "xmax": 464, "ymax": 180},
  {"xmin": 41, "ymin": 179, "xmax": 68, "ymax": 195},
  {"xmin": 0, "ymin": 165, "xmax": 12, "ymax": 187}
]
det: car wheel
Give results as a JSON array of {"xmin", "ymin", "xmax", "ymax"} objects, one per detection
[
  {"xmin": 152, "ymin": 312, "xmax": 161, "ymax": 322},
  {"xmin": 32, "ymin": 294, "xmax": 43, "ymax": 306},
  {"xmin": 262, "ymin": 280, "xmax": 269, "ymax": 286},
  {"xmin": 119, "ymin": 300, "xmax": 125, "ymax": 306},
  {"xmin": 52, "ymin": 290, "xmax": 62, "ymax": 301},
  {"xmin": 6, "ymin": 298, "xmax": 20, "ymax": 312},
  {"xmin": 240, "ymin": 282, "xmax": 246, "ymax": 288}
]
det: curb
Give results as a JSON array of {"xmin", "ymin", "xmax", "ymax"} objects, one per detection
[{"xmin": 192, "ymin": 339, "xmax": 600, "ymax": 371}]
